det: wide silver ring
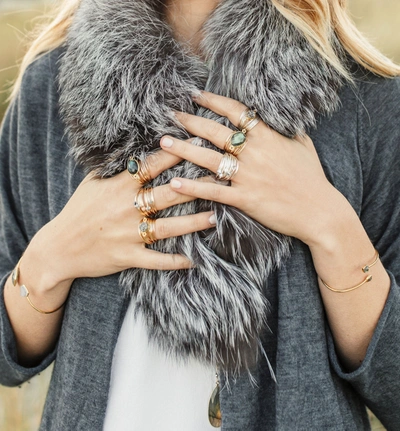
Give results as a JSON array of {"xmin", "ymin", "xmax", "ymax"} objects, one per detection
[{"xmin": 216, "ymin": 153, "xmax": 239, "ymax": 181}]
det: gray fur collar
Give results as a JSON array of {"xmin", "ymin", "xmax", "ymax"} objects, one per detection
[{"xmin": 59, "ymin": 0, "xmax": 345, "ymax": 377}]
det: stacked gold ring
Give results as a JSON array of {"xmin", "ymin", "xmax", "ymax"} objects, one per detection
[
  {"xmin": 224, "ymin": 130, "xmax": 248, "ymax": 156},
  {"xmin": 134, "ymin": 187, "xmax": 158, "ymax": 217},
  {"xmin": 216, "ymin": 153, "xmax": 239, "ymax": 181},
  {"xmin": 138, "ymin": 217, "xmax": 158, "ymax": 244},
  {"xmin": 238, "ymin": 108, "xmax": 260, "ymax": 133},
  {"xmin": 127, "ymin": 156, "xmax": 152, "ymax": 185}
]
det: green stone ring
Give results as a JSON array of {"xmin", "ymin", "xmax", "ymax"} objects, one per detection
[
  {"xmin": 224, "ymin": 130, "xmax": 248, "ymax": 156},
  {"xmin": 127, "ymin": 156, "xmax": 152, "ymax": 185}
]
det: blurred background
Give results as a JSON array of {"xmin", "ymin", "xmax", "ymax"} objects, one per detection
[{"xmin": 0, "ymin": 0, "xmax": 398, "ymax": 429}]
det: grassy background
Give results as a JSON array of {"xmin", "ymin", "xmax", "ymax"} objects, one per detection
[{"xmin": 0, "ymin": 1, "xmax": 398, "ymax": 429}]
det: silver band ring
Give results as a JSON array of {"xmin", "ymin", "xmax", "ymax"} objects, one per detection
[{"xmin": 216, "ymin": 153, "xmax": 239, "ymax": 181}]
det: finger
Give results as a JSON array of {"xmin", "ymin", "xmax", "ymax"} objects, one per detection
[
  {"xmin": 152, "ymin": 211, "xmax": 217, "ymax": 241},
  {"xmin": 160, "ymin": 136, "xmax": 223, "ymax": 173},
  {"xmin": 170, "ymin": 177, "xmax": 234, "ymax": 205},
  {"xmin": 193, "ymin": 91, "xmax": 248, "ymax": 128},
  {"xmin": 146, "ymin": 150, "xmax": 183, "ymax": 179},
  {"xmin": 125, "ymin": 150, "xmax": 183, "ymax": 182},
  {"xmin": 136, "ymin": 250, "xmax": 193, "ymax": 270},
  {"xmin": 152, "ymin": 177, "xmax": 216, "ymax": 211},
  {"xmin": 175, "ymin": 112, "xmax": 233, "ymax": 150}
]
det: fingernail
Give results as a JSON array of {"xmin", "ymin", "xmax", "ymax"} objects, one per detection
[
  {"xmin": 170, "ymin": 179, "xmax": 182, "ymax": 189},
  {"xmin": 161, "ymin": 137, "xmax": 174, "ymax": 148},
  {"xmin": 209, "ymin": 214, "xmax": 216, "ymax": 225}
]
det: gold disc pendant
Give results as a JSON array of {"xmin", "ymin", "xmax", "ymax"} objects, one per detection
[{"xmin": 208, "ymin": 375, "xmax": 222, "ymax": 428}]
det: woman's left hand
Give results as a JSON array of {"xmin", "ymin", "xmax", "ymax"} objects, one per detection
[
  {"xmin": 160, "ymin": 91, "xmax": 346, "ymax": 247},
  {"xmin": 161, "ymin": 91, "xmax": 392, "ymax": 369}
]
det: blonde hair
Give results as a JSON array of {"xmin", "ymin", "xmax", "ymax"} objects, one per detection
[{"xmin": 10, "ymin": 0, "xmax": 400, "ymax": 99}]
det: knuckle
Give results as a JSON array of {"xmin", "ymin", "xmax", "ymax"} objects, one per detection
[
  {"xmin": 156, "ymin": 219, "xmax": 172, "ymax": 239},
  {"xmin": 187, "ymin": 183, "xmax": 198, "ymax": 196},
  {"xmin": 207, "ymin": 121, "xmax": 222, "ymax": 137},
  {"xmin": 210, "ymin": 186, "xmax": 222, "ymax": 201},
  {"xmin": 178, "ymin": 112, "xmax": 190, "ymax": 124},
  {"xmin": 178, "ymin": 140, "xmax": 190, "ymax": 156},
  {"xmin": 145, "ymin": 153, "xmax": 160, "ymax": 173},
  {"xmin": 226, "ymin": 99, "xmax": 245, "ymax": 114},
  {"xmin": 193, "ymin": 215, "xmax": 207, "ymax": 231},
  {"xmin": 163, "ymin": 187, "xmax": 179, "ymax": 203},
  {"xmin": 155, "ymin": 256, "xmax": 168, "ymax": 271},
  {"xmin": 234, "ymin": 191, "xmax": 246, "ymax": 209},
  {"xmin": 205, "ymin": 151, "xmax": 222, "ymax": 169},
  {"xmin": 155, "ymin": 254, "xmax": 185, "ymax": 270}
]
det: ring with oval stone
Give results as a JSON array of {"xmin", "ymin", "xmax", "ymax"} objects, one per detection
[
  {"xmin": 224, "ymin": 130, "xmax": 248, "ymax": 156},
  {"xmin": 238, "ymin": 108, "xmax": 261, "ymax": 133},
  {"xmin": 127, "ymin": 156, "xmax": 152, "ymax": 185},
  {"xmin": 134, "ymin": 187, "xmax": 158, "ymax": 217},
  {"xmin": 216, "ymin": 153, "xmax": 239, "ymax": 181},
  {"xmin": 138, "ymin": 217, "xmax": 158, "ymax": 245}
]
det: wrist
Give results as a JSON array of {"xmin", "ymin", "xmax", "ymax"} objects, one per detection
[
  {"xmin": 23, "ymin": 222, "xmax": 74, "ymax": 293},
  {"xmin": 303, "ymin": 192, "xmax": 377, "ymax": 285},
  {"xmin": 302, "ymin": 186, "xmax": 360, "ymax": 252}
]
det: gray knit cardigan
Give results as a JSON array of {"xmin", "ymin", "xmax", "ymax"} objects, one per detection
[{"xmin": 1, "ymin": 48, "xmax": 400, "ymax": 430}]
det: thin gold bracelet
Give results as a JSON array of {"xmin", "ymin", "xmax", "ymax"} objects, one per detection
[
  {"xmin": 362, "ymin": 249, "xmax": 379, "ymax": 273},
  {"xmin": 12, "ymin": 258, "xmax": 66, "ymax": 315},
  {"xmin": 320, "ymin": 274, "xmax": 373, "ymax": 293},
  {"xmin": 320, "ymin": 249, "xmax": 379, "ymax": 294}
]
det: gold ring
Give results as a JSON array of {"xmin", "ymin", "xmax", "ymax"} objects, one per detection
[
  {"xmin": 134, "ymin": 188, "xmax": 158, "ymax": 217},
  {"xmin": 127, "ymin": 156, "xmax": 152, "ymax": 185},
  {"xmin": 216, "ymin": 153, "xmax": 239, "ymax": 181},
  {"xmin": 238, "ymin": 108, "xmax": 260, "ymax": 133},
  {"xmin": 224, "ymin": 131, "xmax": 248, "ymax": 156},
  {"xmin": 138, "ymin": 217, "xmax": 157, "ymax": 245}
]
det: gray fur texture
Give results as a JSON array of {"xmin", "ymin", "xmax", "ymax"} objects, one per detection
[{"xmin": 58, "ymin": 0, "xmax": 345, "ymax": 376}]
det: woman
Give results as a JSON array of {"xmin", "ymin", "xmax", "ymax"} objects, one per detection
[{"xmin": 1, "ymin": 0, "xmax": 400, "ymax": 429}]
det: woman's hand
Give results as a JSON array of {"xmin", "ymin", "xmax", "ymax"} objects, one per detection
[
  {"xmin": 160, "ymin": 91, "xmax": 343, "ymax": 248},
  {"xmin": 6, "ymin": 149, "xmax": 217, "ymax": 365},
  {"xmin": 26, "ymin": 150, "xmax": 215, "ymax": 297},
  {"xmin": 160, "ymin": 91, "xmax": 391, "ymax": 370}
]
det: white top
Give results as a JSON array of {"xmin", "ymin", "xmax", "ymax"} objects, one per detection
[{"xmin": 103, "ymin": 299, "xmax": 217, "ymax": 431}]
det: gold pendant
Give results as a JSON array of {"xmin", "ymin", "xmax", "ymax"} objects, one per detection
[{"xmin": 208, "ymin": 373, "xmax": 222, "ymax": 428}]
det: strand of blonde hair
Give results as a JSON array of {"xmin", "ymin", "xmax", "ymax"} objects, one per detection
[
  {"xmin": 10, "ymin": 0, "xmax": 400, "ymax": 100},
  {"xmin": 10, "ymin": 0, "xmax": 79, "ymax": 101}
]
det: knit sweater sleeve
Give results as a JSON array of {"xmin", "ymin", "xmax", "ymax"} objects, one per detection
[
  {"xmin": 0, "ymin": 51, "xmax": 64, "ymax": 387},
  {"xmin": 327, "ymin": 75, "xmax": 400, "ymax": 430}
]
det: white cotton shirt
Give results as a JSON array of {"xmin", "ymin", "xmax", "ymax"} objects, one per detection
[{"xmin": 103, "ymin": 299, "xmax": 217, "ymax": 431}]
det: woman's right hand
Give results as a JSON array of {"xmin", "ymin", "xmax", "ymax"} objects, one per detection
[
  {"xmin": 6, "ymin": 150, "xmax": 211, "ymax": 365},
  {"xmin": 23, "ymin": 150, "xmax": 214, "ymax": 301}
]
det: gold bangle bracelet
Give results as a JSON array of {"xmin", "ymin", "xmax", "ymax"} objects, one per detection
[
  {"xmin": 320, "ymin": 274, "xmax": 373, "ymax": 293},
  {"xmin": 320, "ymin": 249, "xmax": 379, "ymax": 293},
  {"xmin": 20, "ymin": 284, "xmax": 66, "ymax": 315},
  {"xmin": 12, "ymin": 258, "xmax": 66, "ymax": 315},
  {"xmin": 362, "ymin": 249, "xmax": 379, "ymax": 273}
]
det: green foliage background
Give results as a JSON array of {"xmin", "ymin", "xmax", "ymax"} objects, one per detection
[{"xmin": 0, "ymin": 1, "xmax": 398, "ymax": 429}]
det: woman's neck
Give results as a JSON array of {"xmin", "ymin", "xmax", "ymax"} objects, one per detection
[{"xmin": 164, "ymin": 0, "xmax": 220, "ymax": 53}]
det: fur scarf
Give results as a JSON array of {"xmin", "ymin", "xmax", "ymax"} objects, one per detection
[{"xmin": 58, "ymin": 0, "xmax": 345, "ymax": 377}]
